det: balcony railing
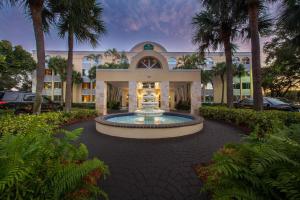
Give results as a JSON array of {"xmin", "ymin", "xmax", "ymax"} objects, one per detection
[{"xmin": 81, "ymin": 89, "xmax": 91, "ymax": 95}]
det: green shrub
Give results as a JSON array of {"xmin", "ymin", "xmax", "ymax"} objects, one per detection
[
  {"xmin": 72, "ymin": 103, "xmax": 95, "ymax": 109},
  {"xmin": 199, "ymin": 106, "xmax": 300, "ymax": 137},
  {"xmin": 175, "ymin": 100, "xmax": 191, "ymax": 110},
  {"xmin": 107, "ymin": 101, "xmax": 120, "ymax": 110},
  {"xmin": 0, "ymin": 109, "xmax": 97, "ymax": 136},
  {"xmin": 197, "ymin": 106, "xmax": 300, "ymax": 199},
  {"xmin": 198, "ymin": 125, "xmax": 300, "ymax": 200},
  {"xmin": 0, "ymin": 128, "xmax": 109, "ymax": 200}
]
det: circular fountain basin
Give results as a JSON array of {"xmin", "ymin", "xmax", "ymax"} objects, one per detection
[{"xmin": 95, "ymin": 112, "xmax": 204, "ymax": 139}]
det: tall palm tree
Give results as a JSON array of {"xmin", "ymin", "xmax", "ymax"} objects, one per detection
[
  {"xmin": 48, "ymin": 56, "xmax": 67, "ymax": 105},
  {"xmin": 53, "ymin": 0, "xmax": 106, "ymax": 112},
  {"xmin": 212, "ymin": 62, "xmax": 226, "ymax": 104},
  {"xmin": 193, "ymin": 1, "xmax": 246, "ymax": 108},
  {"xmin": 1, "ymin": 0, "xmax": 53, "ymax": 114},
  {"xmin": 245, "ymin": 0, "xmax": 276, "ymax": 110},
  {"xmin": 234, "ymin": 63, "xmax": 247, "ymax": 101}
]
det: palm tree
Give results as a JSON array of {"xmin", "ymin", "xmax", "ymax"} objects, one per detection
[
  {"xmin": 212, "ymin": 62, "xmax": 226, "ymax": 104},
  {"xmin": 1, "ymin": 0, "xmax": 53, "ymax": 114},
  {"xmin": 53, "ymin": 0, "xmax": 106, "ymax": 112},
  {"xmin": 104, "ymin": 48, "xmax": 121, "ymax": 64},
  {"xmin": 234, "ymin": 64, "xmax": 247, "ymax": 101},
  {"xmin": 192, "ymin": 1, "xmax": 246, "ymax": 108},
  {"xmin": 201, "ymin": 69, "xmax": 213, "ymax": 103},
  {"xmin": 245, "ymin": 0, "xmax": 277, "ymax": 110},
  {"xmin": 48, "ymin": 56, "xmax": 67, "ymax": 106}
]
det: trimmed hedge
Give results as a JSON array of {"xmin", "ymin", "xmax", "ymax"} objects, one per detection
[
  {"xmin": 199, "ymin": 106, "xmax": 300, "ymax": 137},
  {"xmin": 0, "ymin": 109, "xmax": 97, "ymax": 136}
]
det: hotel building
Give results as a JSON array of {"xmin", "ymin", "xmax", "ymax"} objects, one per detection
[{"xmin": 32, "ymin": 41, "xmax": 252, "ymax": 114}]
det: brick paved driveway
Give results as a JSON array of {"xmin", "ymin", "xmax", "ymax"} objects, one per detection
[{"xmin": 65, "ymin": 119, "xmax": 244, "ymax": 200}]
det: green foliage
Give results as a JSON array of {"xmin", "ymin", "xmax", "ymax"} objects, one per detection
[
  {"xmin": 199, "ymin": 106, "xmax": 300, "ymax": 137},
  {"xmin": 198, "ymin": 106, "xmax": 300, "ymax": 199},
  {"xmin": 175, "ymin": 53, "xmax": 204, "ymax": 69},
  {"xmin": 175, "ymin": 100, "xmax": 191, "ymax": 111},
  {"xmin": 200, "ymin": 125, "xmax": 300, "ymax": 200},
  {"xmin": 48, "ymin": 56, "xmax": 67, "ymax": 81},
  {"xmin": 0, "ymin": 40, "xmax": 36, "ymax": 91},
  {"xmin": 72, "ymin": 103, "xmax": 95, "ymax": 109},
  {"xmin": 0, "ymin": 128, "xmax": 108, "ymax": 200},
  {"xmin": 0, "ymin": 109, "xmax": 97, "ymax": 136},
  {"xmin": 107, "ymin": 101, "xmax": 121, "ymax": 110},
  {"xmin": 98, "ymin": 62, "xmax": 129, "ymax": 69}
]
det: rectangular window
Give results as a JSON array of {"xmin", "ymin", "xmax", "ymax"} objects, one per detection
[
  {"xmin": 82, "ymin": 82, "xmax": 91, "ymax": 89},
  {"xmin": 44, "ymin": 82, "xmax": 52, "ymax": 89},
  {"xmin": 92, "ymin": 82, "xmax": 96, "ymax": 89},
  {"xmin": 82, "ymin": 95, "xmax": 91, "ymax": 102},
  {"xmin": 82, "ymin": 69, "xmax": 89, "ymax": 77},
  {"xmin": 233, "ymin": 83, "xmax": 240, "ymax": 89},
  {"xmin": 54, "ymin": 82, "xmax": 62, "ymax": 89},
  {"xmin": 242, "ymin": 83, "xmax": 250, "ymax": 89},
  {"xmin": 45, "ymin": 69, "xmax": 52, "ymax": 75},
  {"xmin": 92, "ymin": 95, "xmax": 95, "ymax": 102},
  {"xmin": 54, "ymin": 95, "xmax": 62, "ymax": 102}
]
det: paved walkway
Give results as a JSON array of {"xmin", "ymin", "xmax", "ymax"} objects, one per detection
[{"xmin": 65, "ymin": 120, "xmax": 244, "ymax": 200}]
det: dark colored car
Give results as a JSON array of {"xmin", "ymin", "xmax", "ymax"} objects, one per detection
[
  {"xmin": 0, "ymin": 91, "xmax": 62, "ymax": 114},
  {"xmin": 235, "ymin": 97, "xmax": 300, "ymax": 112}
]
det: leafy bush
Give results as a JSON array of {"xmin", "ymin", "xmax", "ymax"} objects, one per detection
[
  {"xmin": 199, "ymin": 106, "xmax": 300, "ymax": 137},
  {"xmin": 175, "ymin": 100, "xmax": 191, "ymax": 111},
  {"xmin": 0, "ymin": 109, "xmax": 97, "ymax": 136},
  {"xmin": 107, "ymin": 101, "xmax": 120, "ymax": 110},
  {"xmin": 197, "ymin": 106, "xmax": 300, "ymax": 199},
  {"xmin": 72, "ymin": 103, "xmax": 95, "ymax": 109},
  {"xmin": 198, "ymin": 125, "xmax": 300, "ymax": 200},
  {"xmin": 0, "ymin": 128, "xmax": 109, "ymax": 200}
]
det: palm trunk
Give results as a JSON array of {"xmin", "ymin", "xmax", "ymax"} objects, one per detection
[
  {"xmin": 240, "ymin": 76, "xmax": 243, "ymax": 101},
  {"xmin": 30, "ymin": 2, "xmax": 45, "ymax": 114},
  {"xmin": 61, "ymin": 81, "xmax": 64, "ymax": 106},
  {"xmin": 221, "ymin": 75, "xmax": 224, "ymax": 104},
  {"xmin": 248, "ymin": 3, "xmax": 263, "ymax": 111},
  {"xmin": 224, "ymin": 35, "xmax": 233, "ymax": 108},
  {"xmin": 65, "ymin": 30, "xmax": 74, "ymax": 112}
]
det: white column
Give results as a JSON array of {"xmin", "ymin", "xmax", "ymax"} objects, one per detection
[
  {"xmin": 191, "ymin": 81, "xmax": 202, "ymax": 115},
  {"xmin": 128, "ymin": 81, "xmax": 137, "ymax": 112},
  {"xmin": 160, "ymin": 81, "xmax": 170, "ymax": 111},
  {"xmin": 96, "ymin": 80, "xmax": 107, "ymax": 115}
]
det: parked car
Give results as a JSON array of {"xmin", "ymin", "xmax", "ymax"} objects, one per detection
[
  {"xmin": 235, "ymin": 97, "xmax": 300, "ymax": 112},
  {"xmin": 0, "ymin": 91, "xmax": 62, "ymax": 114}
]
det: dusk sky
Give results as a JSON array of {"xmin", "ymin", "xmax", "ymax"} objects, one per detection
[{"xmin": 0, "ymin": 0, "xmax": 278, "ymax": 53}]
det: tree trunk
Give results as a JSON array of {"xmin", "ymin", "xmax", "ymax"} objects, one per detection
[
  {"xmin": 224, "ymin": 35, "xmax": 233, "ymax": 108},
  {"xmin": 221, "ymin": 76, "xmax": 224, "ymax": 104},
  {"xmin": 30, "ymin": 1, "xmax": 45, "ymax": 114},
  {"xmin": 240, "ymin": 76, "xmax": 243, "ymax": 101},
  {"xmin": 248, "ymin": 3, "xmax": 263, "ymax": 111},
  {"xmin": 65, "ymin": 30, "xmax": 74, "ymax": 112},
  {"xmin": 61, "ymin": 81, "xmax": 64, "ymax": 106}
]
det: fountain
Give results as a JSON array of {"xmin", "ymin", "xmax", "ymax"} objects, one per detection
[
  {"xmin": 95, "ymin": 82, "xmax": 203, "ymax": 139},
  {"xmin": 134, "ymin": 84, "xmax": 164, "ymax": 121}
]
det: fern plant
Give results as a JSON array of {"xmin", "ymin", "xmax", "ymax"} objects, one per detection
[
  {"xmin": 0, "ymin": 128, "xmax": 109, "ymax": 200},
  {"xmin": 198, "ymin": 124, "xmax": 300, "ymax": 200}
]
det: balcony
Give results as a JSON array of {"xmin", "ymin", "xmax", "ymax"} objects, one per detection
[
  {"xmin": 53, "ymin": 89, "xmax": 62, "ymax": 95},
  {"xmin": 42, "ymin": 89, "xmax": 52, "ymax": 96}
]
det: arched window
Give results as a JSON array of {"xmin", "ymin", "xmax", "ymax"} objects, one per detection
[
  {"xmin": 168, "ymin": 57, "xmax": 177, "ymax": 69},
  {"xmin": 137, "ymin": 57, "xmax": 162, "ymax": 69},
  {"xmin": 242, "ymin": 57, "xmax": 250, "ymax": 64}
]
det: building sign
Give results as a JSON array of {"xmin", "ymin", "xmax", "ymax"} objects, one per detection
[{"xmin": 144, "ymin": 43, "xmax": 154, "ymax": 50}]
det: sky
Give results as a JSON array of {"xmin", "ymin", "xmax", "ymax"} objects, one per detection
[{"xmin": 0, "ymin": 0, "xmax": 278, "ymax": 53}]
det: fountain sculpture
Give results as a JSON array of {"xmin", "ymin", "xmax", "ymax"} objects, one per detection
[{"xmin": 134, "ymin": 84, "xmax": 164, "ymax": 120}]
